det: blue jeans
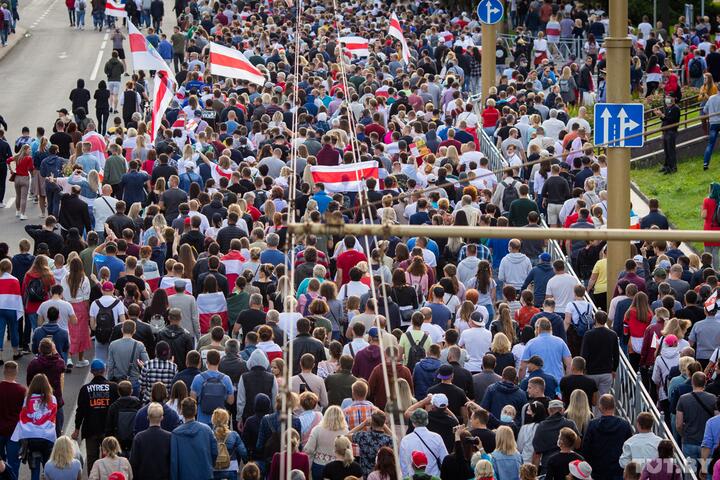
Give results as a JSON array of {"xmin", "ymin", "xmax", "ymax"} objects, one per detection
[
  {"xmin": 704, "ymin": 123, "xmax": 720, "ymax": 167},
  {"xmin": 76, "ymin": 10, "xmax": 85, "ymax": 27},
  {"xmin": 93, "ymin": 12, "xmax": 104, "ymax": 29},
  {"xmin": 311, "ymin": 462, "xmax": 325, "ymax": 480},
  {"xmin": 141, "ymin": 8, "xmax": 150, "ymax": 27},
  {"xmin": 0, "ymin": 22, "xmax": 8, "ymax": 45},
  {"xmin": 0, "ymin": 309, "xmax": 18, "ymax": 351},
  {"xmin": 0, "ymin": 435, "xmax": 20, "ymax": 480},
  {"xmin": 214, "ymin": 472, "xmax": 238, "ymax": 480},
  {"xmin": 95, "ymin": 340, "xmax": 109, "ymax": 362},
  {"xmin": 23, "ymin": 313, "xmax": 37, "ymax": 349}
]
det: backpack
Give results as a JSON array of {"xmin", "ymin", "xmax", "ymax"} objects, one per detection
[
  {"xmin": 263, "ymin": 422, "xmax": 283, "ymax": 458},
  {"xmin": 198, "ymin": 372, "xmax": 227, "ymax": 415},
  {"xmin": 571, "ymin": 302, "xmax": 593, "ymax": 337},
  {"xmin": 405, "ymin": 332, "xmax": 428, "ymax": 371},
  {"xmin": 501, "ymin": 180, "xmax": 519, "ymax": 212},
  {"xmin": 94, "ymin": 299, "xmax": 120, "ymax": 344},
  {"xmin": 149, "ymin": 314, "xmax": 166, "ymax": 334},
  {"xmin": 116, "ymin": 406, "xmax": 139, "ymax": 449},
  {"xmin": 214, "ymin": 433, "xmax": 231, "ymax": 470},
  {"xmin": 690, "ymin": 58, "xmax": 703, "ymax": 78},
  {"xmin": 25, "ymin": 277, "xmax": 46, "ymax": 303},
  {"xmin": 78, "ymin": 0, "xmax": 85, "ymax": 10},
  {"xmin": 301, "ymin": 293, "xmax": 313, "ymax": 316},
  {"xmin": 559, "ymin": 79, "xmax": 570, "ymax": 93}
]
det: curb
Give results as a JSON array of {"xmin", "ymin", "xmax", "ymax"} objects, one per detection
[
  {"xmin": 630, "ymin": 181, "xmax": 698, "ymax": 255},
  {"xmin": 0, "ymin": 26, "xmax": 28, "ymax": 63}
]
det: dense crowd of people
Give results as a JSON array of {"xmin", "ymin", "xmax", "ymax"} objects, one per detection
[{"xmin": 2, "ymin": 0, "xmax": 720, "ymax": 480}]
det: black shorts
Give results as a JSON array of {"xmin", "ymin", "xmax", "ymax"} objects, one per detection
[{"xmin": 115, "ymin": 48, "xmax": 125, "ymax": 59}]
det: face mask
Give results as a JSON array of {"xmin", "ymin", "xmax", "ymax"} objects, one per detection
[{"xmin": 501, "ymin": 414, "xmax": 513, "ymax": 423}]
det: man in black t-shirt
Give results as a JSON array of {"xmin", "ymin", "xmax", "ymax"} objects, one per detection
[
  {"xmin": 49, "ymin": 121, "xmax": 72, "ymax": 158},
  {"xmin": 559, "ymin": 356, "xmax": 598, "ymax": 408},
  {"xmin": 427, "ymin": 364, "xmax": 469, "ymax": 420},
  {"xmin": 544, "ymin": 428, "xmax": 583, "ymax": 480},
  {"xmin": 233, "ymin": 293, "xmax": 266, "ymax": 342}
]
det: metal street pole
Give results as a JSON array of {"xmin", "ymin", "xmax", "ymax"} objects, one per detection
[
  {"xmin": 605, "ymin": 0, "xmax": 632, "ymax": 298},
  {"xmin": 481, "ymin": 23, "xmax": 497, "ymax": 101}
]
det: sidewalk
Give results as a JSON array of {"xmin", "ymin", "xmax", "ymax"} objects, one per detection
[
  {"xmin": 630, "ymin": 183, "xmax": 694, "ymax": 256},
  {"xmin": 0, "ymin": 26, "xmax": 28, "ymax": 63}
]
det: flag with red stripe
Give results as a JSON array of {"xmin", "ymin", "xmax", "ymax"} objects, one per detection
[
  {"xmin": 339, "ymin": 36, "xmax": 369, "ymax": 57},
  {"xmin": 209, "ymin": 42, "xmax": 266, "ymax": 86},
  {"xmin": 388, "ymin": 12, "xmax": 411, "ymax": 63},
  {"xmin": 221, "ymin": 250, "xmax": 246, "ymax": 287},
  {"xmin": 197, "ymin": 292, "xmax": 229, "ymax": 333},
  {"xmin": 128, "ymin": 21, "xmax": 172, "ymax": 72},
  {"xmin": 105, "ymin": 0, "xmax": 126, "ymax": 17},
  {"xmin": 310, "ymin": 161, "xmax": 379, "ymax": 193},
  {"xmin": 160, "ymin": 277, "xmax": 193, "ymax": 295},
  {"xmin": 0, "ymin": 273, "xmax": 23, "ymax": 320},
  {"xmin": 151, "ymin": 70, "xmax": 176, "ymax": 142}
]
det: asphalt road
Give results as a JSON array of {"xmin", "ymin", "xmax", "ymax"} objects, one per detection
[{"xmin": 0, "ymin": 1, "xmax": 175, "ymax": 476}]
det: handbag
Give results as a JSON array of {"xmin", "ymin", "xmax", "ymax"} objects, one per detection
[{"xmin": 8, "ymin": 171, "xmax": 15, "ymax": 182}]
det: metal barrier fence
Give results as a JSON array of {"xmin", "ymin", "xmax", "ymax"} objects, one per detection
[
  {"xmin": 470, "ymin": 92, "xmax": 698, "ymax": 477},
  {"xmin": 498, "ymin": 33, "xmax": 585, "ymax": 64}
]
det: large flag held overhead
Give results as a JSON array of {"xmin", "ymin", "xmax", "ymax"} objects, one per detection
[
  {"xmin": 310, "ymin": 161, "xmax": 379, "ymax": 193},
  {"xmin": 209, "ymin": 42, "xmax": 266, "ymax": 86},
  {"xmin": 338, "ymin": 36, "xmax": 370, "ymax": 57},
  {"xmin": 128, "ymin": 21, "xmax": 172, "ymax": 72},
  {"xmin": 151, "ymin": 70, "xmax": 176, "ymax": 142},
  {"xmin": 105, "ymin": 0, "xmax": 126, "ymax": 17},
  {"xmin": 388, "ymin": 12, "xmax": 411, "ymax": 63}
]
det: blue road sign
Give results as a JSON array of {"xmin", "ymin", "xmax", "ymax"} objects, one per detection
[
  {"xmin": 477, "ymin": 0, "xmax": 504, "ymax": 25},
  {"xmin": 593, "ymin": 103, "xmax": 645, "ymax": 148}
]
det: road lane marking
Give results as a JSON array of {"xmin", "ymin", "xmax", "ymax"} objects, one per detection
[{"xmin": 90, "ymin": 49, "xmax": 104, "ymax": 80}]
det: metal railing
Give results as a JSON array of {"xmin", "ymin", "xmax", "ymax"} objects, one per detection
[
  {"xmin": 498, "ymin": 33, "xmax": 585, "ymax": 64},
  {"xmin": 542, "ymin": 226, "xmax": 698, "ymax": 479}
]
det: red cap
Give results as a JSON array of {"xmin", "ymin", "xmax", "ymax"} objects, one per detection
[
  {"xmin": 411, "ymin": 451, "xmax": 428, "ymax": 468},
  {"xmin": 184, "ymin": 217, "xmax": 191, "ymax": 225},
  {"xmin": 108, "ymin": 473, "xmax": 126, "ymax": 480},
  {"xmin": 101, "ymin": 281, "xmax": 114, "ymax": 291}
]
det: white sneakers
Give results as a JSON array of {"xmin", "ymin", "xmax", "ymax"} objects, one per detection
[
  {"xmin": 0, "ymin": 203, "xmax": 5, "ymax": 208},
  {"xmin": 19, "ymin": 214, "xmax": 27, "ymax": 220},
  {"xmin": 75, "ymin": 359, "xmax": 90, "ymax": 368}
]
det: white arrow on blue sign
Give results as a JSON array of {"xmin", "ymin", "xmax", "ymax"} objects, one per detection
[
  {"xmin": 593, "ymin": 103, "xmax": 645, "ymax": 148},
  {"xmin": 477, "ymin": 0, "xmax": 504, "ymax": 25}
]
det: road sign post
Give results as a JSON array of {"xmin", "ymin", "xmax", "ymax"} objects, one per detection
[
  {"xmin": 479, "ymin": 0, "xmax": 504, "ymax": 102},
  {"xmin": 594, "ymin": 103, "xmax": 644, "ymax": 147},
  {"xmin": 605, "ymin": 0, "xmax": 632, "ymax": 300}
]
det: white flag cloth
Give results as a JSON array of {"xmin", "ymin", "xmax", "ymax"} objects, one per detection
[
  {"xmin": 388, "ymin": 12, "xmax": 411, "ymax": 63},
  {"xmin": 310, "ymin": 161, "xmax": 379, "ymax": 193},
  {"xmin": 151, "ymin": 71, "xmax": 176, "ymax": 142},
  {"xmin": 339, "ymin": 36, "xmax": 370, "ymax": 57},
  {"xmin": 209, "ymin": 42, "xmax": 266, "ymax": 86},
  {"xmin": 128, "ymin": 21, "xmax": 172, "ymax": 73},
  {"xmin": 105, "ymin": 0, "xmax": 126, "ymax": 17}
]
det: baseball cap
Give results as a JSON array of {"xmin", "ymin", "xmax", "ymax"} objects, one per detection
[
  {"xmin": 548, "ymin": 399, "xmax": 564, "ymax": 409},
  {"xmin": 469, "ymin": 310, "xmax": 486, "ymax": 326},
  {"xmin": 653, "ymin": 267, "xmax": 667, "ymax": 278},
  {"xmin": 108, "ymin": 473, "xmax": 127, "ymax": 480},
  {"xmin": 37, "ymin": 242, "xmax": 49, "ymax": 252},
  {"xmin": 659, "ymin": 259, "xmax": 672, "ymax": 270},
  {"xmin": 436, "ymin": 364, "xmax": 454, "ymax": 380},
  {"xmin": 184, "ymin": 217, "xmax": 192, "ymax": 225},
  {"xmin": 427, "ymin": 174, "xmax": 437, "ymax": 183},
  {"xmin": 368, "ymin": 327, "xmax": 379, "ymax": 338},
  {"xmin": 569, "ymin": 460, "xmax": 592, "ymax": 480},
  {"xmin": 411, "ymin": 451, "xmax": 428, "ymax": 468},
  {"xmin": 664, "ymin": 334, "xmax": 679, "ymax": 347},
  {"xmin": 56, "ymin": 108, "xmax": 69, "ymax": 115},
  {"xmin": 174, "ymin": 279, "xmax": 187, "ymax": 289},
  {"xmin": 101, "ymin": 281, "xmax": 114, "ymax": 292},
  {"xmin": 91, "ymin": 359, "xmax": 106, "ymax": 371},
  {"xmin": 528, "ymin": 355, "xmax": 544, "ymax": 367},
  {"xmin": 633, "ymin": 254, "xmax": 644, "ymax": 263},
  {"xmin": 431, "ymin": 393, "xmax": 449, "ymax": 409},
  {"xmin": 409, "ymin": 408, "xmax": 429, "ymax": 426},
  {"xmin": 539, "ymin": 252, "xmax": 551, "ymax": 262}
]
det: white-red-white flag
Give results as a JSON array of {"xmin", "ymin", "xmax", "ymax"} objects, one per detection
[
  {"xmin": 105, "ymin": 0, "xmax": 126, "ymax": 17},
  {"xmin": 388, "ymin": 12, "xmax": 411, "ymax": 64},
  {"xmin": 209, "ymin": 42, "xmax": 266, "ymax": 86},
  {"xmin": 128, "ymin": 21, "xmax": 172, "ymax": 73},
  {"xmin": 311, "ymin": 161, "xmax": 379, "ymax": 193},
  {"xmin": 197, "ymin": 292, "xmax": 229, "ymax": 333},
  {"xmin": 339, "ymin": 36, "xmax": 370, "ymax": 57},
  {"xmin": 151, "ymin": 70, "xmax": 176, "ymax": 142}
]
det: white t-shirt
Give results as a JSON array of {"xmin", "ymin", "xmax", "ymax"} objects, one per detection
[
  {"xmin": 89, "ymin": 295, "xmax": 127, "ymax": 324},
  {"xmin": 37, "ymin": 298, "xmax": 76, "ymax": 331},
  {"xmin": 545, "ymin": 273, "xmax": 579, "ymax": 313},
  {"xmin": 93, "ymin": 195, "xmax": 118, "ymax": 232},
  {"xmin": 458, "ymin": 326, "xmax": 492, "ymax": 372},
  {"xmin": 338, "ymin": 281, "xmax": 370, "ymax": 301},
  {"xmin": 421, "ymin": 322, "xmax": 445, "ymax": 344}
]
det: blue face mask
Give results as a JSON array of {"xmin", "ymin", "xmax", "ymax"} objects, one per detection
[{"xmin": 501, "ymin": 414, "xmax": 513, "ymax": 423}]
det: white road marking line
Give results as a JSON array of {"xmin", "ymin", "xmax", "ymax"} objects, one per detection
[
  {"xmin": 103, "ymin": 33, "xmax": 109, "ymax": 40},
  {"xmin": 100, "ymin": 40, "xmax": 106, "ymax": 49},
  {"xmin": 90, "ymin": 49, "xmax": 104, "ymax": 80}
]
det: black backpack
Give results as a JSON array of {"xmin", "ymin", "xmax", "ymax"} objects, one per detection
[
  {"xmin": 690, "ymin": 58, "xmax": 703, "ymax": 78},
  {"xmin": 116, "ymin": 406, "xmax": 139, "ymax": 450},
  {"xmin": 94, "ymin": 299, "xmax": 120, "ymax": 344},
  {"xmin": 25, "ymin": 278, "xmax": 45, "ymax": 303},
  {"xmin": 405, "ymin": 332, "xmax": 428, "ymax": 371},
  {"xmin": 263, "ymin": 422, "xmax": 283, "ymax": 459},
  {"xmin": 501, "ymin": 180, "xmax": 519, "ymax": 212},
  {"xmin": 198, "ymin": 372, "xmax": 227, "ymax": 415}
]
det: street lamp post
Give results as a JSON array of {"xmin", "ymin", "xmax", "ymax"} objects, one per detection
[{"xmin": 605, "ymin": 0, "xmax": 632, "ymax": 298}]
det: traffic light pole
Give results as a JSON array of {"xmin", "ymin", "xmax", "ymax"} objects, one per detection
[
  {"xmin": 481, "ymin": 22, "xmax": 497, "ymax": 101},
  {"xmin": 605, "ymin": 0, "xmax": 632, "ymax": 298}
]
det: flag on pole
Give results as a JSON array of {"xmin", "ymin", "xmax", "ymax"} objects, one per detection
[
  {"xmin": 151, "ymin": 70, "xmax": 176, "ymax": 142},
  {"xmin": 388, "ymin": 12, "xmax": 411, "ymax": 64},
  {"xmin": 310, "ymin": 161, "xmax": 379, "ymax": 193},
  {"xmin": 197, "ymin": 292, "xmax": 229, "ymax": 333},
  {"xmin": 338, "ymin": 36, "xmax": 370, "ymax": 57},
  {"xmin": 105, "ymin": 0, "xmax": 126, "ymax": 17},
  {"xmin": 128, "ymin": 21, "xmax": 172, "ymax": 72},
  {"xmin": 209, "ymin": 42, "xmax": 266, "ymax": 86}
]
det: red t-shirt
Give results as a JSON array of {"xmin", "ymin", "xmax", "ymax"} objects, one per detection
[
  {"xmin": 336, "ymin": 249, "xmax": 368, "ymax": 285},
  {"xmin": 0, "ymin": 381, "xmax": 26, "ymax": 436},
  {"xmin": 481, "ymin": 107, "xmax": 500, "ymax": 129},
  {"xmin": 703, "ymin": 197, "xmax": 720, "ymax": 247}
]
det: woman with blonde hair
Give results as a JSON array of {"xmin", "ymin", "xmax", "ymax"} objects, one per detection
[
  {"xmin": 559, "ymin": 65, "xmax": 578, "ymax": 105},
  {"xmin": 44, "ymin": 435, "xmax": 82, "ymax": 480},
  {"xmin": 211, "ymin": 408, "xmax": 248, "ymax": 478},
  {"xmin": 10, "ymin": 143, "xmax": 34, "ymax": 219},
  {"xmin": 565, "ymin": 389, "xmax": 593, "ymax": 435},
  {"xmin": 304, "ymin": 405, "xmax": 349, "ymax": 480},
  {"xmin": 660, "ymin": 318, "xmax": 692, "ymax": 350},
  {"xmin": 474, "ymin": 459, "xmax": 495, "ymax": 480},
  {"xmin": 489, "ymin": 332, "xmax": 515, "ymax": 374},
  {"xmin": 490, "ymin": 426, "xmax": 522, "ymax": 480},
  {"xmin": 88, "ymin": 437, "xmax": 132, "ymax": 479},
  {"xmin": 321, "ymin": 436, "xmax": 363, "ymax": 480},
  {"xmin": 445, "ymin": 145, "xmax": 460, "ymax": 168},
  {"xmin": 61, "ymin": 257, "xmax": 91, "ymax": 367}
]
